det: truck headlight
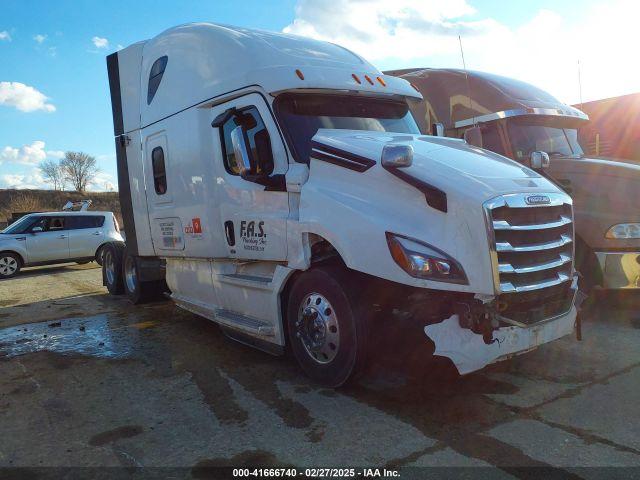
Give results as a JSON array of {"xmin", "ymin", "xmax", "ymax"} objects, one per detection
[
  {"xmin": 605, "ymin": 223, "xmax": 640, "ymax": 239},
  {"xmin": 386, "ymin": 233, "xmax": 468, "ymax": 284}
]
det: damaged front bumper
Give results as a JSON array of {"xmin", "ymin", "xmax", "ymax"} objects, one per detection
[
  {"xmin": 424, "ymin": 280, "xmax": 580, "ymax": 375},
  {"xmin": 424, "ymin": 307, "xmax": 576, "ymax": 374}
]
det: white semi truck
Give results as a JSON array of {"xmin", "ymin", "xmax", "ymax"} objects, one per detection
[{"xmin": 103, "ymin": 23, "xmax": 579, "ymax": 386}]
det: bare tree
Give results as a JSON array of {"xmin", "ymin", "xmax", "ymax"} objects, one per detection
[
  {"xmin": 39, "ymin": 159, "xmax": 64, "ymax": 190},
  {"xmin": 60, "ymin": 152, "xmax": 99, "ymax": 192}
]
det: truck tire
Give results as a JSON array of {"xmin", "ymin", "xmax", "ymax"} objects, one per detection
[
  {"xmin": 286, "ymin": 265, "xmax": 369, "ymax": 387},
  {"xmin": 122, "ymin": 253, "xmax": 163, "ymax": 304},
  {"xmin": 0, "ymin": 252, "xmax": 21, "ymax": 279},
  {"xmin": 103, "ymin": 243, "xmax": 124, "ymax": 295}
]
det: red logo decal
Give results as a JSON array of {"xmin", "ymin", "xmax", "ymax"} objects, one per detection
[{"xmin": 184, "ymin": 218, "xmax": 203, "ymax": 235}]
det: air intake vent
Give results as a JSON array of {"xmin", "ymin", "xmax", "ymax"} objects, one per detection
[{"xmin": 484, "ymin": 193, "xmax": 575, "ymax": 325}]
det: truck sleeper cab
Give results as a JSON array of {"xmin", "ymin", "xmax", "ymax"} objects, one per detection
[
  {"xmin": 390, "ymin": 68, "xmax": 640, "ymax": 291},
  {"xmin": 105, "ymin": 23, "xmax": 578, "ymax": 386}
]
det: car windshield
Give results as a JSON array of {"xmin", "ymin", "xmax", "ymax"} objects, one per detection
[
  {"xmin": 274, "ymin": 93, "xmax": 420, "ymax": 163},
  {"xmin": 508, "ymin": 121, "xmax": 584, "ymax": 160},
  {"xmin": 1, "ymin": 215, "xmax": 36, "ymax": 234}
]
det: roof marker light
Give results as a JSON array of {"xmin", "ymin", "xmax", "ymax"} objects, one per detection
[
  {"xmin": 364, "ymin": 75, "xmax": 374, "ymax": 85},
  {"xmin": 295, "ymin": 69, "xmax": 305, "ymax": 80},
  {"xmin": 352, "ymin": 73, "xmax": 361, "ymax": 84},
  {"xmin": 377, "ymin": 76, "xmax": 386, "ymax": 87}
]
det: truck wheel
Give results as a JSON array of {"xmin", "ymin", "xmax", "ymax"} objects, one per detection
[
  {"xmin": 103, "ymin": 243, "xmax": 124, "ymax": 295},
  {"xmin": 286, "ymin": 265, "xmax": 368, "ymax": 387},
  {"xmin": 0, "ymin": 252, "xmax": 21, "ymax": 279},
  {"xmin": 122, "ymin": 253, "xmax": 162, "ymax": 304}
]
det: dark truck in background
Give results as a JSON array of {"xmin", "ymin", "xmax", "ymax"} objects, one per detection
[{"xmin": 388, "ymin": 68, "xmax": 640, "ymax": 291}]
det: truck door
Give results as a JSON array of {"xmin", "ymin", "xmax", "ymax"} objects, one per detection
[{"xmin": 211, "ymin": 93, "xmax": 289, "ymax": 261}]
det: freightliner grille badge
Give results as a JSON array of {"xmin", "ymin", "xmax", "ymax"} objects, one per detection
[{"xmin": 525, "ymin": 195, "xmax": 551, "ymax": 205}]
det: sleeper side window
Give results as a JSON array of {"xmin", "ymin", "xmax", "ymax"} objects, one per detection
[
  {"xmin": 147, "ymin": 56, "xmax": 168, "ymax": 105},
  {"xmin": 219, "ymin": 107, "xmax": 274, "ymax": 176},
  {"xmin": 151, "ymin": 147, "xmax": 167, "ymax": 195}
]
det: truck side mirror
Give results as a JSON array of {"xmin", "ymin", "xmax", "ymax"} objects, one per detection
[
  {"xmin": 31, "ymin": 226, "xmax": 43, "ymax": 233},
  {"xmin": 463, "ymin": 126, "xmax": 483, "ymax": 149},
  {"xmin": 432, "ymin": 123, "xmax": 445, "ymax": 137},
  {"xmin": 230, "ymin": 125, "xmax": 254, "ymax": 176},
  {"xmin": 381, "ymin": 144, "xmax": 413, "ymax": 168},
  {"xmin": 530, "ymin": 151, "xmax": 551, "ymax": 170}
]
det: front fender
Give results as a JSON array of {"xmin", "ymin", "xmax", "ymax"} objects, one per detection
[{"xmin": 0, "ymin": 243, "xmax": 27, "ymax": 265}]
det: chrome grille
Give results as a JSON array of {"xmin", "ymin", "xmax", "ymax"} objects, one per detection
[{"xmin": 484, "ymin": 193, "xmax": 575, "ymax": 325}]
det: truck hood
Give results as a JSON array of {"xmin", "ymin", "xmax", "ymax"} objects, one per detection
[
  {"xmin": 312, "ymin": 129, "xmax": 559, "ymax": 201},
  {"xmin": 553, "ymin": 155, "xmax": 640, "ymax": 179}
]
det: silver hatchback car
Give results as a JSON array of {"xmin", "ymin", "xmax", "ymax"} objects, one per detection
[{"xmin": 0, "ymin": 211, "xmax": 124, "ymax": 278}]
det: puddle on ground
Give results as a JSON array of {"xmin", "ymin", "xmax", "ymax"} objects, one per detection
[{"xmin": 0, "ymin": 313, "xmax": 157, "ymax": 359}]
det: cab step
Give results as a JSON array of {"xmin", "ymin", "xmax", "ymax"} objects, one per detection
[
  {"xmin": 218, "ymin": 273, "xmax": 273, "ymax": 291},
  {"xmin": 172, "ymin": 294, "xmax": 275, "ymax": 337}
]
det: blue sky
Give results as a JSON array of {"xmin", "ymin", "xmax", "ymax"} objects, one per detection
[{"xmin": 1, "ymin": 0, "xmax": 637, "ymax": 191}]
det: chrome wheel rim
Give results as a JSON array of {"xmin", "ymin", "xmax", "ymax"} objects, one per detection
[
  {"xmin": 124, "ymin": 256, "xmax": 137, "ymax": 293},
  {"xmin": 105, "ymin": 251, "xmax": 115, "ymax": 285},
  {"xmin": 0, "ymin": 256, "xmax": 18, "ymax": 276},
  {"xmin": 296, "ymin": 293, "xmax": 340, "ymax": 364}
]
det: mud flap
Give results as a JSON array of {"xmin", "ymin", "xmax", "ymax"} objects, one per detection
[{"xmin": 424, "ymin": 306, "xmax": 577, "ymax": 375}]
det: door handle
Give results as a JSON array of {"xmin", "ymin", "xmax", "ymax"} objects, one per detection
[
  {"xmin": 93, "ymin": 231, "xmax": 102, "ymax": 236},
  {"xmin": 58, "ymin": 235, "xmax": 67, "ymax": 239},
  {"xmin": 16, "ymin": 237, "xmax": 26, "ymax": 241}
]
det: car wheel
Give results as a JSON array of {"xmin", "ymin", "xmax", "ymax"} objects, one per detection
[
  {"xmin": 103, "ymin": 243, "xmax": 124, "ymax": 295},
  {"xmin": 0, "ymin": 252, "xmax": 21, "ymax": 279},
  {"xmin": 122, "ymin": 252, "xmax": 163, "ymax": 304},
  {"xmin": 286, "ymin": 264, "xmax": 369, "ymax": 387}
]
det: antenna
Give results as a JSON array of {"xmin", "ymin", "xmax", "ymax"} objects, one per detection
[
  {"xmin": 577, "ymin": 59, "xmax": 583, "ymax": 109},
  {"xmin": 458, "ymin": 35, "xmax": 475, "ymax": 126}
]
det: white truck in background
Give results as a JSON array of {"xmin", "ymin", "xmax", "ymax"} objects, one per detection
[{"xmin": 103, "ymin": 23, "xmax": 579, "ymax": 386}]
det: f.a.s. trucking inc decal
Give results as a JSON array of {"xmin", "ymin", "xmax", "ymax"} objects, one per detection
[{"xmin": 240, "ymin": 220, "xmax": 266, "ymax": 252}]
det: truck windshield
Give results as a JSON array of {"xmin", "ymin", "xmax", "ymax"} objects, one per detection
[
  {"xmin": 508, "ymin": 121, "xmax": 584, "ymax": 160},
  {"xmin": 275, "ymin": 93, "xmax": 420, "ymax": 163}
]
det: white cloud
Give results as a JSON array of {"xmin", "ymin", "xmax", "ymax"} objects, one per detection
[
  {"xmin": 0, "ymin": 82, "xmax": 56, "ymax": 112},
  {"xmin": 0, "ymin": 170, "xmax": 45, "ymax": 190},
  {"xmin": 0, "ymin": 31, "xmax": 11, "ymax": 42},
  {"xmin": 284, "ymin": 0, "xmax": 492, "ymax": 60},
  {"xmin": 91, "ymin": 36, "xmax": 109, "ymax": 49},
  {"xmin": 87, "ymin": 171, "xmax": 115, "ymax": 192},
  {"xmin": 47, "ymin": 150, "xmax": 65, "ymax": 159},
  {"xmin": 284, "ymin": 0, "xmax": 640, "ymax": 103},
  {"xmin": 33, "ymin": 34, "xmax": 47, "ymax": 44},
  {"xmin": 0, "ymin": 141, "xmax": 63, "ymax": 166}
]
